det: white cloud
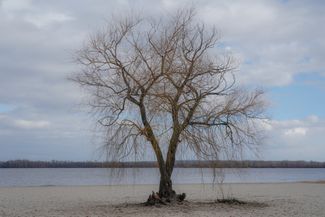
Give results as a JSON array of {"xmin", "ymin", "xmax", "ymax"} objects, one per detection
[
  {"xmin": 261, "ymin": 115, "xmax": 325, "ymax": 160},
  {"xmin": 1, "ymin": 0, "xmax": 32, "ymax": 14},
  {"xmin": 14, "ymin": 119, "xmax": 50, "ymax": 129},
  {"xmin": 200, "ymin": 1, "xmax": 276, "ymax": 35},
  {"xmin": 306, "ymin": 115, "xmax": 319, "ymax": 123},
  {"xmin": 259, "ymin": 119, "xmax": 273, "ymax": 131},
  {"xmin": 24, "ymin": 12, "xmax": 74, "ymax": 28},
  {"xmin": 0, "ymin": 0, "xmax": 324, "ymax": 161},
  {"xmin": 284, "ymin": 127, "xmax": 308, "ymax": 137},
  {"xmin": 161, "ymin": 0, "xmax": 180, "ymax": 9},
  {"xmin": 197, "ymin": 1, "xmax": 325, "ymax": 86},
  {"xmin": 1, "ymin": 0, "xmax": 74, "ymax": 28},
  {"xmin": 0, "ymin": 114, "xmax": 50, "ymax": 129}
]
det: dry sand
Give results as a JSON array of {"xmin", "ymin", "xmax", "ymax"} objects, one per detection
[{"xmin": 1, "ymin": 183, "xmax": 325, "ymax": 217}]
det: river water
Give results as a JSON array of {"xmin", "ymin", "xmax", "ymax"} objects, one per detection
[{"xmin": 1, "ymin": 168, "xmax": 325, "ymax": 187}]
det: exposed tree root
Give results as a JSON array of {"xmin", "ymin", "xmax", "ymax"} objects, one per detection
[
  {"xmin": 145, "ymin": 191, "xmax": 186, "ymax": 206},
  {"xmin": 216, "ymin": 198, "xmax": 246, "ymax": 205}
]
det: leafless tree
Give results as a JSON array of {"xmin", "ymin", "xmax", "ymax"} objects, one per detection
[{"xmin": 72, "ymin": 9, "xmax": 267, "ymax": 203}]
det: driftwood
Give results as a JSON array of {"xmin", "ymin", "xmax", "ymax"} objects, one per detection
[{"xmin": 145, "ymin": 191, "xmax": 186, "ymax": 206}]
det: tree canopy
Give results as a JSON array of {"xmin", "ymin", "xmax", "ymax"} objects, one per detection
[{"xmin": 72, "ymin": 8, "xmax": 267, "ymax": 201}]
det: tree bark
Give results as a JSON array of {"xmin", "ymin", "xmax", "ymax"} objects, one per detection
[
  {"xmin": 139, "ymin": 97, "xmax": 185, "ymax": 204},
  {"xmin": 159, "ymin": 174, "xmax": 175, "ymax": 199}
]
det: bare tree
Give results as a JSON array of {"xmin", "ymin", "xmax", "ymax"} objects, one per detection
[{"xmin": 72, "ymin": 9, "xmax": 267, "ymax": 203}]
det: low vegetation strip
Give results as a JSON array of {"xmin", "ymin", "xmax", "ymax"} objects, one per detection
[{"xmin": 1, "ymin": 160, "xmax": 325, "ymax": 168}]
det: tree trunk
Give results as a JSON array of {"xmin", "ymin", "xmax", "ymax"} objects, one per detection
[
  {"xmin": 145, "ymin": 169, "xmax": 186, "ymax": 205},
  {"xmin": 145, "ymin": 162, "xmax": 186, "ymax": 205},
  {"xmin": 159, "ymin": 175, "xmax": 175, "ymax": 200}
]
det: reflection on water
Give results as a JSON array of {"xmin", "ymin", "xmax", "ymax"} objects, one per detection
[{"xmin": 1, "ymin": 168, "xmax": 325, "ymax": 187}]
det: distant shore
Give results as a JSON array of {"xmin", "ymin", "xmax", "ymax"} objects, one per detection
[
  {"xmin": 1, "ymin": 159, "xmax": 325, "ymax": 168},
  {"xmin": 1, "ymin": 183, "xmax": 324, "ymax": 216}
]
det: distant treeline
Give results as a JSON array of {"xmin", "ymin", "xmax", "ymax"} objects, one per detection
[{"xmin": 1, "ymin": 160, "xmax": 325, "ymax": 168}]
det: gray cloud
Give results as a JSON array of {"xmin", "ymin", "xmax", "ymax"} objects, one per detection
[
  {"xmin": 260, "ymin": 115, "xmax": 325, "ymax": 161},
  {"xmin": 0, "ymin": 0, "xmax": 325, "ymax": 161},
  {"xmin": 198, "ymin": 0, "xmax": 325, "ymax": 86}
]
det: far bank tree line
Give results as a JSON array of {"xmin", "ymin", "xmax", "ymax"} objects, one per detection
[{"xmin": 1, "ymin": 160, "xmax": 325, "ymax": 168}]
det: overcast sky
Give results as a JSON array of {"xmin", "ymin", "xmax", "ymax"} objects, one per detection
[{"xmin": 0, "ymin": 0, "xmax": 325, "ymax": 161}]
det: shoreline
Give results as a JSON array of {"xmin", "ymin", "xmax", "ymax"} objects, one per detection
[
  {"xmin": 1, "ymin": 183, "xmax": 325, "ymax": 216},
  {"xmin": 1, "ymin": 180, "xmax": 325, "ymax": 188}
]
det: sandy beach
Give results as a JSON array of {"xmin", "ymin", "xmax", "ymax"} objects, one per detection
[{"xmin": 1, "ymin": 183, "xmax": 324, "ymax": 217}]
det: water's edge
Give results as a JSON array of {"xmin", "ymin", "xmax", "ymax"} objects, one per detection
[{"xmin": 1, "ymin": 168, "xmax": 325, "ymax": 187}]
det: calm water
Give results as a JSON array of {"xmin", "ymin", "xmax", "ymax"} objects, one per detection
[{"xmin": 0, "ymin": 168, "xmax": 325, "ymax": 187}]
